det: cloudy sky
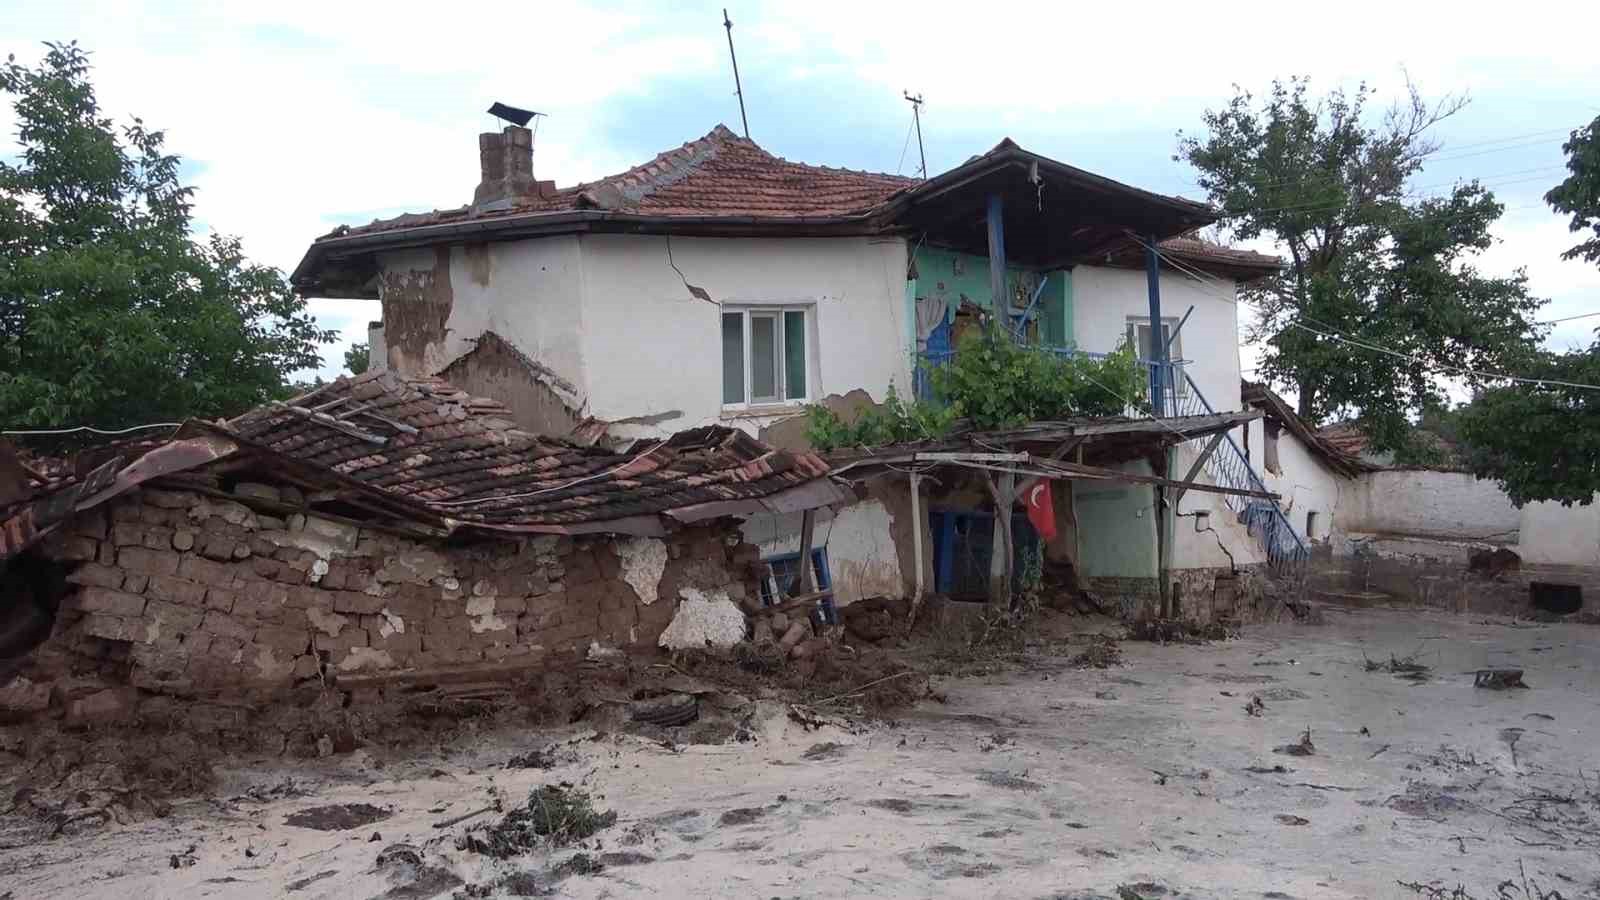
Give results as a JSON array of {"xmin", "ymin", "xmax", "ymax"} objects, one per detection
[{"xmin": 5, "ymin": 0, "xmax": 1599, "ymax": 381}]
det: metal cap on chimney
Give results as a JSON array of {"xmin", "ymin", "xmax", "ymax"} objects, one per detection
[{"xmin": 474, "ymin": 103, "xmax": 549, "ymax": 210}]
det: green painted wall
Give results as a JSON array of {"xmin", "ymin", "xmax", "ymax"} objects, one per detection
[
  {"xmin": 1073, "ymin": 459, "xmax": 1159, "ymax": 578},
  {"xmin": 911, "ymin": 247, "xmax": 1072, "ymax": 346}
]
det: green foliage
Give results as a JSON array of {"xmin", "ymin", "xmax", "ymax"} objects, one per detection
[
  {"xmin": 0, "ymin": 42, "xmax": 333, "ymax": 437},
  {"xmin": 928, "ymin": 325, "xmax": 1147, "ymax": 430},
  {"xmin": 344, "ymin": 342, "xmax": 370, "ymax": 375},
  {"xmin": 1546, "ymin": 115, "xmax": 1600, "ymax": 267},
  {"xmin": 803, "ymin": 385, "xmax": 957, "ymax": 451},
  {"xmin": 802, "ymin": 325, "xmax": 1147, "ymax": 451},
  {"xmin": 1454, "ymin": 347, "xmax": 1600, "ymax": 506},
  {"xmin": 459, "ymin": 785, "xmax": 617, "ymax": 858},
  {"xmin": 1178, "ymin": 78, "xmax": 1545, "ymax": 450}
]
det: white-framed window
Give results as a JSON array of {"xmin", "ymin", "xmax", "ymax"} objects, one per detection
[
  {"xmin": 721, "ymin": 306, "xmax": 810, "ymax": 407},
  {"xmin": 1125, "ymin": 316, "xmax": 1187, "ymax": 396}
]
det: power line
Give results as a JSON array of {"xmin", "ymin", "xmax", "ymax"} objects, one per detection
[
  {"xmin": 1125, "ymin": 234, "xmax": 1600, "ymax": 393},
  {"xmin": 2, "ymin": 422, "xmax": 182, "ymax": 437},
  {"xmin": 1284, "ymin": 319, "xmax": 1600, "ymax": 392},
  {"xmin": 1167, "ymin": 123, "xmax": 1579, "ymax": 195},
  {"xmin": 1537, "ymin": 311, "xmax": 1600, "ymax": 326}
]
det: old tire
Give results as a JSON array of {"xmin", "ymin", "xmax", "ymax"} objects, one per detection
[{"xmin": 629, "ymin": 693, "xmax": 698, "ymax": 727}]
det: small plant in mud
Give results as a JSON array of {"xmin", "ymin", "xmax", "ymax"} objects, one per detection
[
  {"xmin": 1069, "ymin": 634, "xmax": 1123, "ymax": 669},
  {"xmin": 551, "ymin": 852, "xmax": 605, "ymax": 878},
  {"xmin": 458, "ymin": 785, "xmax": 617, "ymax": 858}
]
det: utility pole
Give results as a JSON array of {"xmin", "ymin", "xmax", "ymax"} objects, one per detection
[
  {"xmin": 723, "ymin": 9, "xmax": 750, "ymax": 139},
  {"xmin": 903, "ymin": 92, "xmax": 926, "ymax": 179}
]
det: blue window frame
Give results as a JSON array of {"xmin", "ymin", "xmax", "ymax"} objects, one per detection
[{"xmin": 758, "ymin": 548, "xmax": 831, "ymax": 605}]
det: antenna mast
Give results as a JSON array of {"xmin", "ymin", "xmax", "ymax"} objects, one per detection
[
  {"xmin": 903, "ymin": 92, "xmax": 926, "ymax": 179},
  {"xmin": 723, "ymin": 9, "xmax": 750, "ymax": 139}
]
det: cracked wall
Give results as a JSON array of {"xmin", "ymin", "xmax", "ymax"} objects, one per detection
[{"xmin": 9, "ymin": 486, "xmax": 759, "ymax": 704}]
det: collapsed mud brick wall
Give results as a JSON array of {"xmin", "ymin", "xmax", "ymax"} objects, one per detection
[{"xmin": 13, "ymin": 484, "xmax": 759, "ymax": 707}]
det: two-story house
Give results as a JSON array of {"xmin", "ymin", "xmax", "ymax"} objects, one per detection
[{"xmin": 294, "ymin": 123, "xmax": 1291, "ymax": 620}]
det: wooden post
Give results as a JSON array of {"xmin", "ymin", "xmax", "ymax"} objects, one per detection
[
  {"xmin": 1152, "ymin": 451, "xmax": 1170, "ymax": 618},
  {"xmin": 986, "ymin": 194, "xmax": 1007, "ymax": 315},
  {"xmin": 796, "ymin": 508, "xmax": 817, "ymax": 592},
  {"xmin": 1145, "ymin": 234, "xmax": 1165, "ymax": 416},
  {"xmin": 908, "ymin": 472, "xmax": 926, "ymax": 627},
  {"xmin": 986, "ymin": 471, "xmax": 1015, "ymax": 608},
  {"xmin": 915, "ymin": 470, "xmax": 928, "ymax": 602}
]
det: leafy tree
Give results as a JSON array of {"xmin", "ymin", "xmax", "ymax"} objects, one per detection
[
  {"xmin": 1450, "ymin": 117, "xmax": 1600, "ymax": 506},
  {"xmin": 1546, "ymin": 115, "xmax": 1600, "ymax": 265},
  {"xmin": 1178, "ymin": 78, "xmax": 1545, "ymax": 453},
  {"xmin": 344, "ymin": 341, "xmax": 370, "ymax": 375},
  {"xmin": 0, "ymin": 42, "xmax": 332, "ymax": 435},
  {"xmin": 1455, "ymin": 351, "xmax": 1600, "ymax": 506}
]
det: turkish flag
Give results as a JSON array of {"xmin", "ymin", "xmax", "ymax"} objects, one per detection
[{"xmin": 1024, "ymin": 479, "xmax": 1057, "ymax": 541}]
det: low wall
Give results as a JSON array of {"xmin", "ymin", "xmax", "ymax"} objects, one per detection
[{"xmin": 14, "ymin": 486, "xmax": 752, "ymax": 702}]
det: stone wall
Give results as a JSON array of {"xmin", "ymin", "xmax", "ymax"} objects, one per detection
[{"xmin": 22, "ymin": 486, "xmax": 756, "ymax": 697}]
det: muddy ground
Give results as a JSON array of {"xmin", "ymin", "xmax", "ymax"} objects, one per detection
[{"xmin": 3, "ymin": 606, "xmax": 1599, "ymax": 899}]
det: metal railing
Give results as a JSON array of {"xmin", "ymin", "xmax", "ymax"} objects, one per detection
[{"xmin": 1166, "ymin": 369, "xmax": 1309, "ymax": 573}]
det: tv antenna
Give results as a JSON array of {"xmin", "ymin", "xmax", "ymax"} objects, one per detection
[
  {"xmin": 903, "ymin": 92, "xmax": 926, "ymax": 179},
  {"xmin": 723, "ymin": 9, "xmax": 750, "ymax": 139}
]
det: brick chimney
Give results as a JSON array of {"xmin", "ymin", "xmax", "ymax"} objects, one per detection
[{"xmin": 474, "ymin": 125, "xmax": 553, "ymax": 207}]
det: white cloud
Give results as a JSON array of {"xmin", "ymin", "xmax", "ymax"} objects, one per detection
[{"xmin": 4, "ymin": 0, "xmax": 1598, "ymax": 383}]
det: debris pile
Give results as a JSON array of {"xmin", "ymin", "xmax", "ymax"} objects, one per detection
[
  {"xmin": 1126, "ymin": 618, "xmax": 1233, "ymax": 644},
  {"xmin": 1069, "ymin": 634, "xmax": 1123, "ymax": 669},
  {"xmin": 1364, "ymin": 651, "xmax": 1432, "ymax": 682},
  {"xmin": 459, "ymin": 785, "xmax": 616, "ymax": 858}
]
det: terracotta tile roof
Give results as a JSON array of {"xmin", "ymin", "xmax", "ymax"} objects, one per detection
[
  {"xmin": 1240, "ymin": 382, "xmax": 1367, "ymax": 475},
  {"xmin": 1316, "ymin": 420, "xmax": 1371, "ymax": 457},
  {"xmin": 223, "ymin": 372, "xmax": 838, "ymax": 533},
  {"xmin": 325, "ymin": 125, "xmax": 917, "ymax": 240},
  {"xmin": 1157, "ymin": 235, "xmax": 1282, "ymax": 272},
  {"xmin": 1314, "ymin": 419, "xmax": 1466, "ymax": 472}
]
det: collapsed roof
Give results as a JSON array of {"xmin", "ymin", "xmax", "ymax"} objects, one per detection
[
  {"xmin": 1241, "ymin": 381, "xmax": 1369, "ymax": 477},
  {"xmin": 0, "ymin": 373, "xmax": 846, "ymax": 563},
  {"xmin": 293, "ymin": 125, "xmax": 1280, "ymax": 298}
]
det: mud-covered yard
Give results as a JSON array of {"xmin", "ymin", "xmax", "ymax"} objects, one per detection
[{"xmin": 4, "ymin": 607, "xmax": 1598, "ymax": 899}]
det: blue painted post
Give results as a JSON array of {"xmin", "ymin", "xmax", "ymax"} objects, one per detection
[
  {"xmin": 986, "ymin": 194, "xmax": 1007, "ymax": 314},
  {"xmin": 1145, "ymin": 234, "xmax": 1165, "ymax": 416}
]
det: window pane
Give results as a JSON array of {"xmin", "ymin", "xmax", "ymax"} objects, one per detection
[
  {"xmin": 751, "ymin": 314, "xmax": 778, "ymax": 401},
  {"xmin": 721, "ymin": 312, "xmax": 744, "ymax": 404},
  {"xmin": 783, "ymin": 310, "xmax": 806, "ymax": 399}
]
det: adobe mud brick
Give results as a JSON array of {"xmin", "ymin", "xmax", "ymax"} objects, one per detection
[
  {"xmin": 178, "ymin": 555, "xmax": 235, "ymax": 585},
  {"xmin": 146, "ymin": 575, "xmax": 207, "ymax": 607},
  {"xmin": 50, "ymin": 535, "xmax": 100, "ymax": 562},
  {"xmin": 332, "ymin": 590, "xmax": 386, "ymax": 616},
  {"xmin": 111, "ymin": 522, "xmax": 145, "ymax": 547},
  {"xmin": 73, "ymin": 586, "xmax": 148, "ymax": 618},
  {"xmin": 312, "ymin": 628, "xmax": 367, "ymax": 654},
  {"xmin": 118, "ymin": 546, "xmax": 181, "ymax": 576},
  {"xmin": 259, "ymin": 625, "xmax": 314, "ymax": 654},
  {"xmin": 234, "ymin": 582, "xmax": 291, "ymax": 621},
  {"xmin": 204, "ymin": 587, "xmax": 238, "ymax": 612},
  {"xmin": 67, "ymin": 563, "xmax": 125, "ymax": 591},
  {"xmin": 200, "ymin": 611, "xmax": 255, "ymax": 642},
  {"xmin": 368, "ymin": 628, "xmax": 422, "ymax": 655},
  {"xmin": 144, "ymin": 598, "xmax": 204, "ymax": 634},
  {"xmin": 80, "ymin": 613, "xmax": 146, "ymax": 643},
  {"xmin": 140, "ymin": 527, "xmax": 176, "ymax": 551}
]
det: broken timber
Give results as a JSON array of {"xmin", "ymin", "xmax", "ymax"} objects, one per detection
[{"xmin": 837, "ymin": 451, "xmax": 1276, "ymax": 502}]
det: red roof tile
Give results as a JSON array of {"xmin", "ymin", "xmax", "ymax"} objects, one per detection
[
  {"xmin": 223, "ymin": 372, "xmax": 838, "ymax": 533},
  {"xmin": 326, "ymin": 125, "xmax": 917, "ymax": 240},
  {"xmin": 1159, "ymin": 235, "xmax": 1281, "ymax": 272}
]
